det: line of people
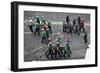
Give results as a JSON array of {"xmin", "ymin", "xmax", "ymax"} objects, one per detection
[
  {"xmin": 63, "ymin": 15, "xmax": 88, "ymax": 43},
  {"xmin": 63, "ymin": 15, "xmax": 85, "ymax": 35}
]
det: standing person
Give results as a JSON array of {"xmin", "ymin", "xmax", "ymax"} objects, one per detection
[
  {"xmin": 45, "ymin": 43, "xmax": 54, "ymax": 58},
  {"xmin": 48, "ymin": 21, "xmax": 52, "ymax": 33},
  {"xmin": 34, "ymin": 22, "xmax": 40, "ymax": 35},
  {"xmin": 35, "ymin": 15, "xmax": 40, "ymax": 24},
  {"xmin": 41, "ymin": 29, "xmax": 47, "ymax": 43},
  {"xmin": 54, "ymin": 42, "xmax": 61, "ymax": 58},
  {"xmin": 66, "ymin": 15, "xmax": 70, "ymax": 24},
  {"xmin": 84, "ymin": 29, "xmax": 88, "ymax": 43},
  {"xmin": 41, "ymin": 16, "xmax": 46, "ymax": 24},
  {"xmin": 56, "ymin": 38, "xmax": 63, "ymax": 57},
  {"xmin": 73, "ymin": 17, "xmax": 76, "ymax": 27},
  {"xmin": 66, "ymin": 15, "xmax": 70, "ymax": 33},
  {"xmin": 63, "ymin": 21, "xmax": 67, "ymax": 32},
  {"xmin": 28, "ymin": 18, "xmax": 34, "ymax": 33},
  {"xmin": 80, "ymin": 19, "xmax": 85, "ymax": 32},
  {"xmin": 75, "ymin": 22, "xmax": 80, "ymax": 35},
  {"xmin": 64, "ymin": 42, "xmax": 72, "ymax": 57},
  {"xmin": 69, "ymin": 22, "xmax": 73, "ymax": 34},
  {"xmin": 77, "ymin": 15, "xmax": 81, "ymax": 32},
  {"xmin": 45, "ymin": 26, "xmax": 50, "ymax": 39}
]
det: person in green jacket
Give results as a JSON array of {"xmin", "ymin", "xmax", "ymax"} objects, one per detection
[
  {"xmin": 64, "ymin": 42, "xmax": 72, "ymax": 57},
  {"xmin": 45, "ymin": 43, "xmax": 54, "ymax": 58},
  {"xmin": 45, "ymin": 26, "xmax": 50, "ymax": 39},
  {"xmin": 34, "ymin": 22, "xmax": 40, "ymax": 35},
  {"xmin": 48, "ymin": 21, "xmax": 52, "ymax": 33},
  {"xmin": 35, "ymin": 15, "xmax": 40, "ymax": 24},
  {"xmin": 41, "ymin": 16, "xmax": 46, "ymax": 24},
  {"xmin": 41, "ymin": 29, "xmax": 47, "ymax": 43}
]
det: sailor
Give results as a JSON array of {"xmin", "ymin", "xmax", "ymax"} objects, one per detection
[
  {"xmin": 34, "ymin": 22, "xmax": 40, "ymax": 35},
  {"xmin": 73, "ymin": 17, "xmax": 76, "ymax": 27},
  {"xmin": 64, "ymin": 42, "xmax": 72, "ymax": 57},
  {"xmin": 63, "ymin": 21, "xmax": 67, "ymax": 32},
  {"xmin": 69, "ymin": 22, "xmax": 73, "ymax": 34},
  {"xmin": 77, "ymin": 15, "xmax": 81, "ymax": 31},
  {"xmin": 75, "ymin": 22, "xmax": 80, "ymax": 35},
  {"xmin": 45, "ymin": 26, "xmax": 50, "ymax": 39},
  {"xmin": 84, "ymin": 29, "xmax": 88, "ymax": 43},
  {"xmin": 66, "ymin": 15, "xmax": 70, "ymax": 24},
  {"xmin": 46, "ymin": 43, "xmax": 54, "ymax": 58},
  {"xmin": 80, "ymin": 19, "xmax": 85, "ymax": 32},
  {"xmin": 28, "ymin": 18, "xmax": 34, "ymax": 33},
  {"xmin": 48, "ymin": 21, "xmax": 52, "ymax": 33},
  {"xmin": 41, "ymin": 16, "xmax": 46, "ymax": 24},
  {"xmin": 35, "ymin": 15, "xmax": 40, "ymax": 24},
  {"xmin": 54, "ymin": 42, "xmax": 61, "ymax": 58},
  {"xmin": 41, "ymin": 29, "xmax": 47, "ymax": 43}
]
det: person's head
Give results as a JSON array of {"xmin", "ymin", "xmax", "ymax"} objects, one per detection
[
  {"xmin": 49, "ymin": 43, "xmax": 52, "ymax": 46},
  {"xmin": 67, "ymin": 15, "xmax": 69, "ymax": 18},
  {"xmin": 42, "ymin": 16, "xmax": 44, "ymax": 19},
  {"xmin": 78, "ymin": 15, "xmax": 80, "ymax": 17},
  {"xmin": 58, "ymin": 38, "xmax": 60, "ymax": 40},
  {"xmin": 70, "ymin": 22, "xmax": 72, "ymax": 25},
  {"xmin": 28, "ymin": 17, "xmax": 32, "ymax": 20},
  {"xmin": 81, "ymin": 19, "xmax": 84, "ymax": 22}
]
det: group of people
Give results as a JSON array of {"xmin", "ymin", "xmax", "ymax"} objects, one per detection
[
  {"xmin": 63, "ymin": 15, "xmax": 85, "ymax": 35},
  {"xmin": 45, "ymin": 38, "xmax": 72, "ymax": 59},
  {"xmin": 27, "ymin": 14, "xmax": 88, "ymax": 59},
  {"xmin": 45, "ymin": 15, "xmax": 88, "ymax": 59},
  {"xmin": 28, "ymin": 15, "xmax": 52, "ymax": 44},
  {"xmin": 63, "ymin": 15, "xmax": 88, "ymax": 43}
]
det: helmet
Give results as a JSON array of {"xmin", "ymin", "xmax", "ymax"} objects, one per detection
[{"xmin": 48, "ymin": 38, "xmax": 51, "ymax": 41}]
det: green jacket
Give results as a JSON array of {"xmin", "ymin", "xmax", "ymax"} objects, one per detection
[
  {"xmin": 48, "ymin": 22, "xmax": 51, "ymax": 27},
  {"xmin": 42, "ymin": 19, "xmax": 46, "ymax": 24},
  {"xmin": 64, "ymin": 44, "xmax": 70, "ymax": 51},
  {"xmin": 41, "ymin": 30, "xmax": 47, "ymax": 37},
  {"xmin": 48, "ymin": 45, "xmax": 53, "ymax": 52},
  {"xmin": 35, "ymin": 23, "xmax": 40, "ymax": 28},
  {"xmin": 45, "ymin": 28, "xmax": 50, "ymax": 34},
  {"xmin": 35, "ymin": 16, "xmax": 40, "ymax": 24}
]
